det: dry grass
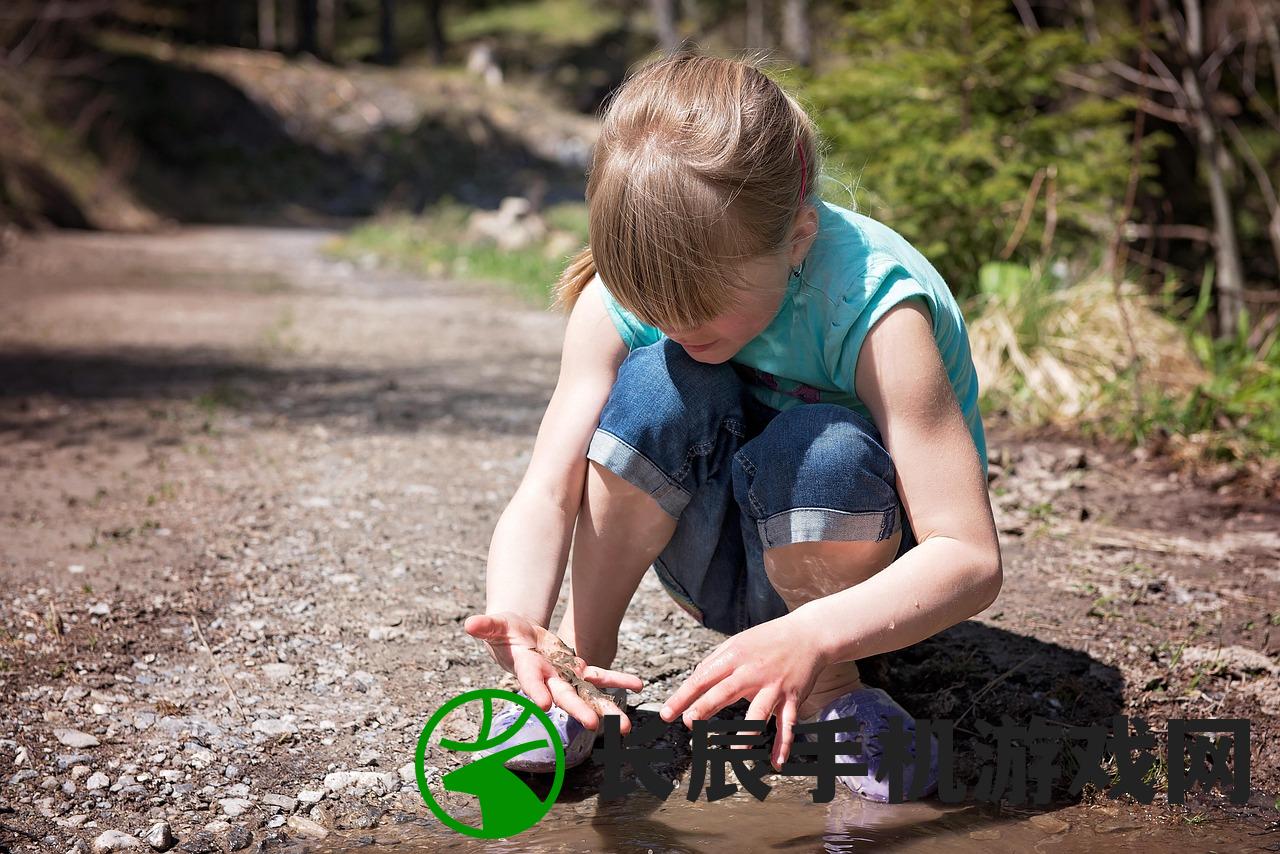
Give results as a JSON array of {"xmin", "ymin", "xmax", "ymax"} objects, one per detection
[{"xmin": 968, "ymin": 273, "xmax": 1207, "ymax": 426}]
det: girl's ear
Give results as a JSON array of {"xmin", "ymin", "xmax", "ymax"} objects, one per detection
[{"xmin": 788, "ymin": 204, "xmax": 820, "ymax": 266}]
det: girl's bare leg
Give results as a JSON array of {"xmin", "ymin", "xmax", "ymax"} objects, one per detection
[
  {"xmin": 763, "ymin": 531, "xmax": 902, "ymax": 720},
  {"xmin": 555, "ymin": 461, "xmax": 677, "ymax": 669}
]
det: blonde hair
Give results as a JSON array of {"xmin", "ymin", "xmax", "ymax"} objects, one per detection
[{"xmin": 552, "ymin": 51, "xmax": 819, "ymax": 329}]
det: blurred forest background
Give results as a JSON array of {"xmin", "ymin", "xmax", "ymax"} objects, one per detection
[{"xmin": 2, "ymin": 0, "xmax": 1277, "ymax": 487}]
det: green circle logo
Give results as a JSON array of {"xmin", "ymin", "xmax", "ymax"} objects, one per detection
[{"xmin": 414, "ymin": 688, "xmax": 564, "ymax": 838}]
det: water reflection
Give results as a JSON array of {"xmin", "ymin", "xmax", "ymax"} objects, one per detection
[{"xmin": 309, "ymin": 779, "xmax": 1277, "ymax": 853}]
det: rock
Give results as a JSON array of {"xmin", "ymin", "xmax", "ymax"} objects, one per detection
[
  {"xmin": 226, "ymin": 826, "xmax": 253, "ymax": 851},
  {"xmin": 86, "ymin": 772, "xmax": 110, "ymax": 790},
  {"xmin": 88, "ymin": 602, "xmax": 111, "ymax": 616},
  {"xmin": 57, "ymin": 753, "xmax": 93, "ymax": 770},
  {"xmin": 296, "ymin": 789, "xmax": 325, "ymax": 804},
  {"xmin": 68, "ymin": 840, "xmax": 90, "ymax": 854},
  {"xmin": 144, "ymin": 821, "xmax": 176, "ymax": 851},
  {"xmin": 251, "ymin": 719, "xmax": 298, "ymax": 738},
  {"xmin": 259, "ymin": 664, "xmax": 294, "ymax": 682},
  {"xmin": 253, "ymin": 830, "xmax": 290, "ymax": 852},
  {"xmin": 1029, "ymin": 814, "xmax": 1069, "ymax": 834},
  {"xmin": 285, "ymin": 817, "xmax": 329, "ymax": 840},
  {"xmin": 466, "ymin": 197, "xmax": 547, "ymax": 252},
  {"xmin": 223, "ymin": 764, "xmax": 241, "ymax": 779},
  {"xmin": 969, "ymin": 829, "xmax": 1002, "ymax": 840},
  {"xmin": 54, "ymin": 729, "xmax": 100, "ymax": 748},
  {"xmin": 261, "ymin": 793, "xmax": 296, "ymax": 811},
  {"xmin": 396, "ymin": 762, "xmax": 416, "ymax": 783},
  {"xmin": 356, "ymin": 749, "xmax": 380, "ymax": 766},
  {"xmin": 202, "ymin": 821, "xmax": 230, "ymax": 834},
  {"xmin": 347, "ymin": 671, "xmax": 376, "ymax": 693},
  {"xmin": 221, "ymin": 797, "xmax": 253, "ymax": 817},
  {"xmin": 335, "ymin": 803, "xmax": 383, "ymax": 830},
  {"xmin": 322, "ymin": 770, "xmax": 398, "ymax": 795},
  {"xmin": 92, "ymin": 831, "xmax": 143, "ymax": 852},
  {"xmin": 176, "ymin": 831, "xmax": 216, "ymax": 854}
]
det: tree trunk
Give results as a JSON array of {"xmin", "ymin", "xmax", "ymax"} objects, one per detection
[
  {"xmin": 379, "ymin": 0, "xmax": 396, "ymax": 65},
  {"xmin": 425, "ymin": 0, "xmax": 446, "ymax": 64},
  {"xmin": 297, "ymin": 0, "xmax": 317, "ymax": 55},
  {"xmin": 317, "ymin": 0, "xmax": 335, "ymax": 59},
  {"xmin": 650, "ymin": 0, "xmax": 678, "ymax": 53},
  {"xmin": 258, "ymin": 0, "xmax": 276, "ymax": 50},
  {"xmin": 781, "ymin": 0, "xmax": 811, "ymax": 67},
  {"xmin": 222, "ymin": 0, "xmax": 242, "ymax": 46},
  {"xmin": 1181, "ymin": 0, "xmax": 1247, "ymax": 337},
  {"xmin": 278, "ymin": 0, "xmax": 297, "ymax": 51}
]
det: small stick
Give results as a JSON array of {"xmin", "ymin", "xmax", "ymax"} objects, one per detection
[
  {"xmin": 536, "ymin": 634, "xmax": 618, "ymax": 718},
  {"xmin": 954, "ymin": 652, "xmax": 1037, "ymax": 729},
  {"xmin": 189, "ymin": 610, "xmax": 249, "ymax": 725},
  {"xmin": 430, "ymin": 544, "xmax": 489, "ymax": 563}
]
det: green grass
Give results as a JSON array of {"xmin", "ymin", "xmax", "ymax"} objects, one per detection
[
  {"xmin": 329, "ymin": 197, "xmax": 588, "ymax": 306},
  {"xmin": 450, "ymin": 0, "xmax": 625, "ymax": 48}
]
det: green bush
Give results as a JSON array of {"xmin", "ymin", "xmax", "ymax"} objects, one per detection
[{"xmin": 794, "ymin": 0, "xmax": 1172, "ymax": 297}]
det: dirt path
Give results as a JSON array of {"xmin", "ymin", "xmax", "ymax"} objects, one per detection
[{"xmin": 2, "ymin": 228, "xmax": 1278, "ymax": 852}]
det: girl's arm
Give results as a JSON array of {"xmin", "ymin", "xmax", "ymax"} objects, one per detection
[
  {"xmin": 799, "ymin": 295, "xmax": 1002, "ymax": 661},
  {"xmin": 464, "ymin": 276, "xmax": 644, "ymax": 729},
  {"xmin": 483, "ymin": 275, "xmax": 629, "ymax": 625}
]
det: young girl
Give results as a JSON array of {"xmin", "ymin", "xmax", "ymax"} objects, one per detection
[{"xmin": 462, "ymin": 52, "xmax": 1002, "ymax": 803}]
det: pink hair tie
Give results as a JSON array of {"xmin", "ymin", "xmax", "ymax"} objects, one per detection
[{"xmin": 796, "ymin": 139, "xmax": 808, "ymax": 204}]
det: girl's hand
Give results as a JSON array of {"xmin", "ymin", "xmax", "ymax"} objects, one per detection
[
  {"xmin": 464, "ymin": 611, "xmax": 644, "ymax": 734},
  {"xmin": 658, "ymin": 613, "xmax": 826, "ymax": 770}
]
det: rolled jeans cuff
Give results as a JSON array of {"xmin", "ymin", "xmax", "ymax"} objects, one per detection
[
  {"xmin": 755, "ymin": 504, "xmax": 899, "ymax": 550},
  {"xmin": 586, "ymin": 428, "xmax": 691, "ymax": 519}
]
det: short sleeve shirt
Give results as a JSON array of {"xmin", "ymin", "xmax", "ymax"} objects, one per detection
[{"xmin": 595, "ymin": 198, "xmax": 988, "ymax": 476}]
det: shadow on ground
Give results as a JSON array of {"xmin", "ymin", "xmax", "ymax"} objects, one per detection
[{"xmin": 0, "ymin": 347, "xmax": 555, "ymax": 439}]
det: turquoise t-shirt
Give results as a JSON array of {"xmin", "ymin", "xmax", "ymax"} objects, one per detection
[{"xmin": 594, "ymin": 198, "xmax": 989, "ymax": 476}]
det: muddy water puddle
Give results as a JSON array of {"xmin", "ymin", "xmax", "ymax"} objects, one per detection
[{"xmin": 310, "ymin": 781, "xmax": 1276, "ymax": 853}]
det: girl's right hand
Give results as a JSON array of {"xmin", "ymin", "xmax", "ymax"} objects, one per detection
[{"xmin": 463, "ymin": 611, "xmax": 644, "ymax": 734}]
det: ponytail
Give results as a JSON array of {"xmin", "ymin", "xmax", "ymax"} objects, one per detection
[{"xmin": 551, "ymin": 244, "xmax": 597, "ymax": 313}]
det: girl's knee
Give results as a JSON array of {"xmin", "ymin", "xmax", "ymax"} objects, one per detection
[
  {"xmin": 732, "ymin": 404, "xmax": 903, "ymax": 549},
  {"xmin": 603, "ymin": 338, "xmax": 745, "ymax": 428}
]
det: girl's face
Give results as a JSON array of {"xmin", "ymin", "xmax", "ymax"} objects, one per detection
[
  {"xmin": 661, "ymin": 253, "xmax": 792, "ymax": 363},
  {"xmin": 661, "ymin": 206, "xmax": 818, "ymax": 363}
]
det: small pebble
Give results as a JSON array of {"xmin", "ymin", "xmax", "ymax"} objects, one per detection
[{"xmin": 144, "ymin": 821, "xmax": 175, "ymax": 851}]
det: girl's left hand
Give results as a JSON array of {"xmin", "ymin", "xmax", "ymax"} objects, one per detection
[{"xmin": 658, "ymin": 613, "xmax": 827, "ymax": 770}]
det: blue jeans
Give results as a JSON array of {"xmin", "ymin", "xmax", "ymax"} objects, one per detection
[{"xmin": 585, "ymin": 339, "xmax": 918, "ymax": 637}]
